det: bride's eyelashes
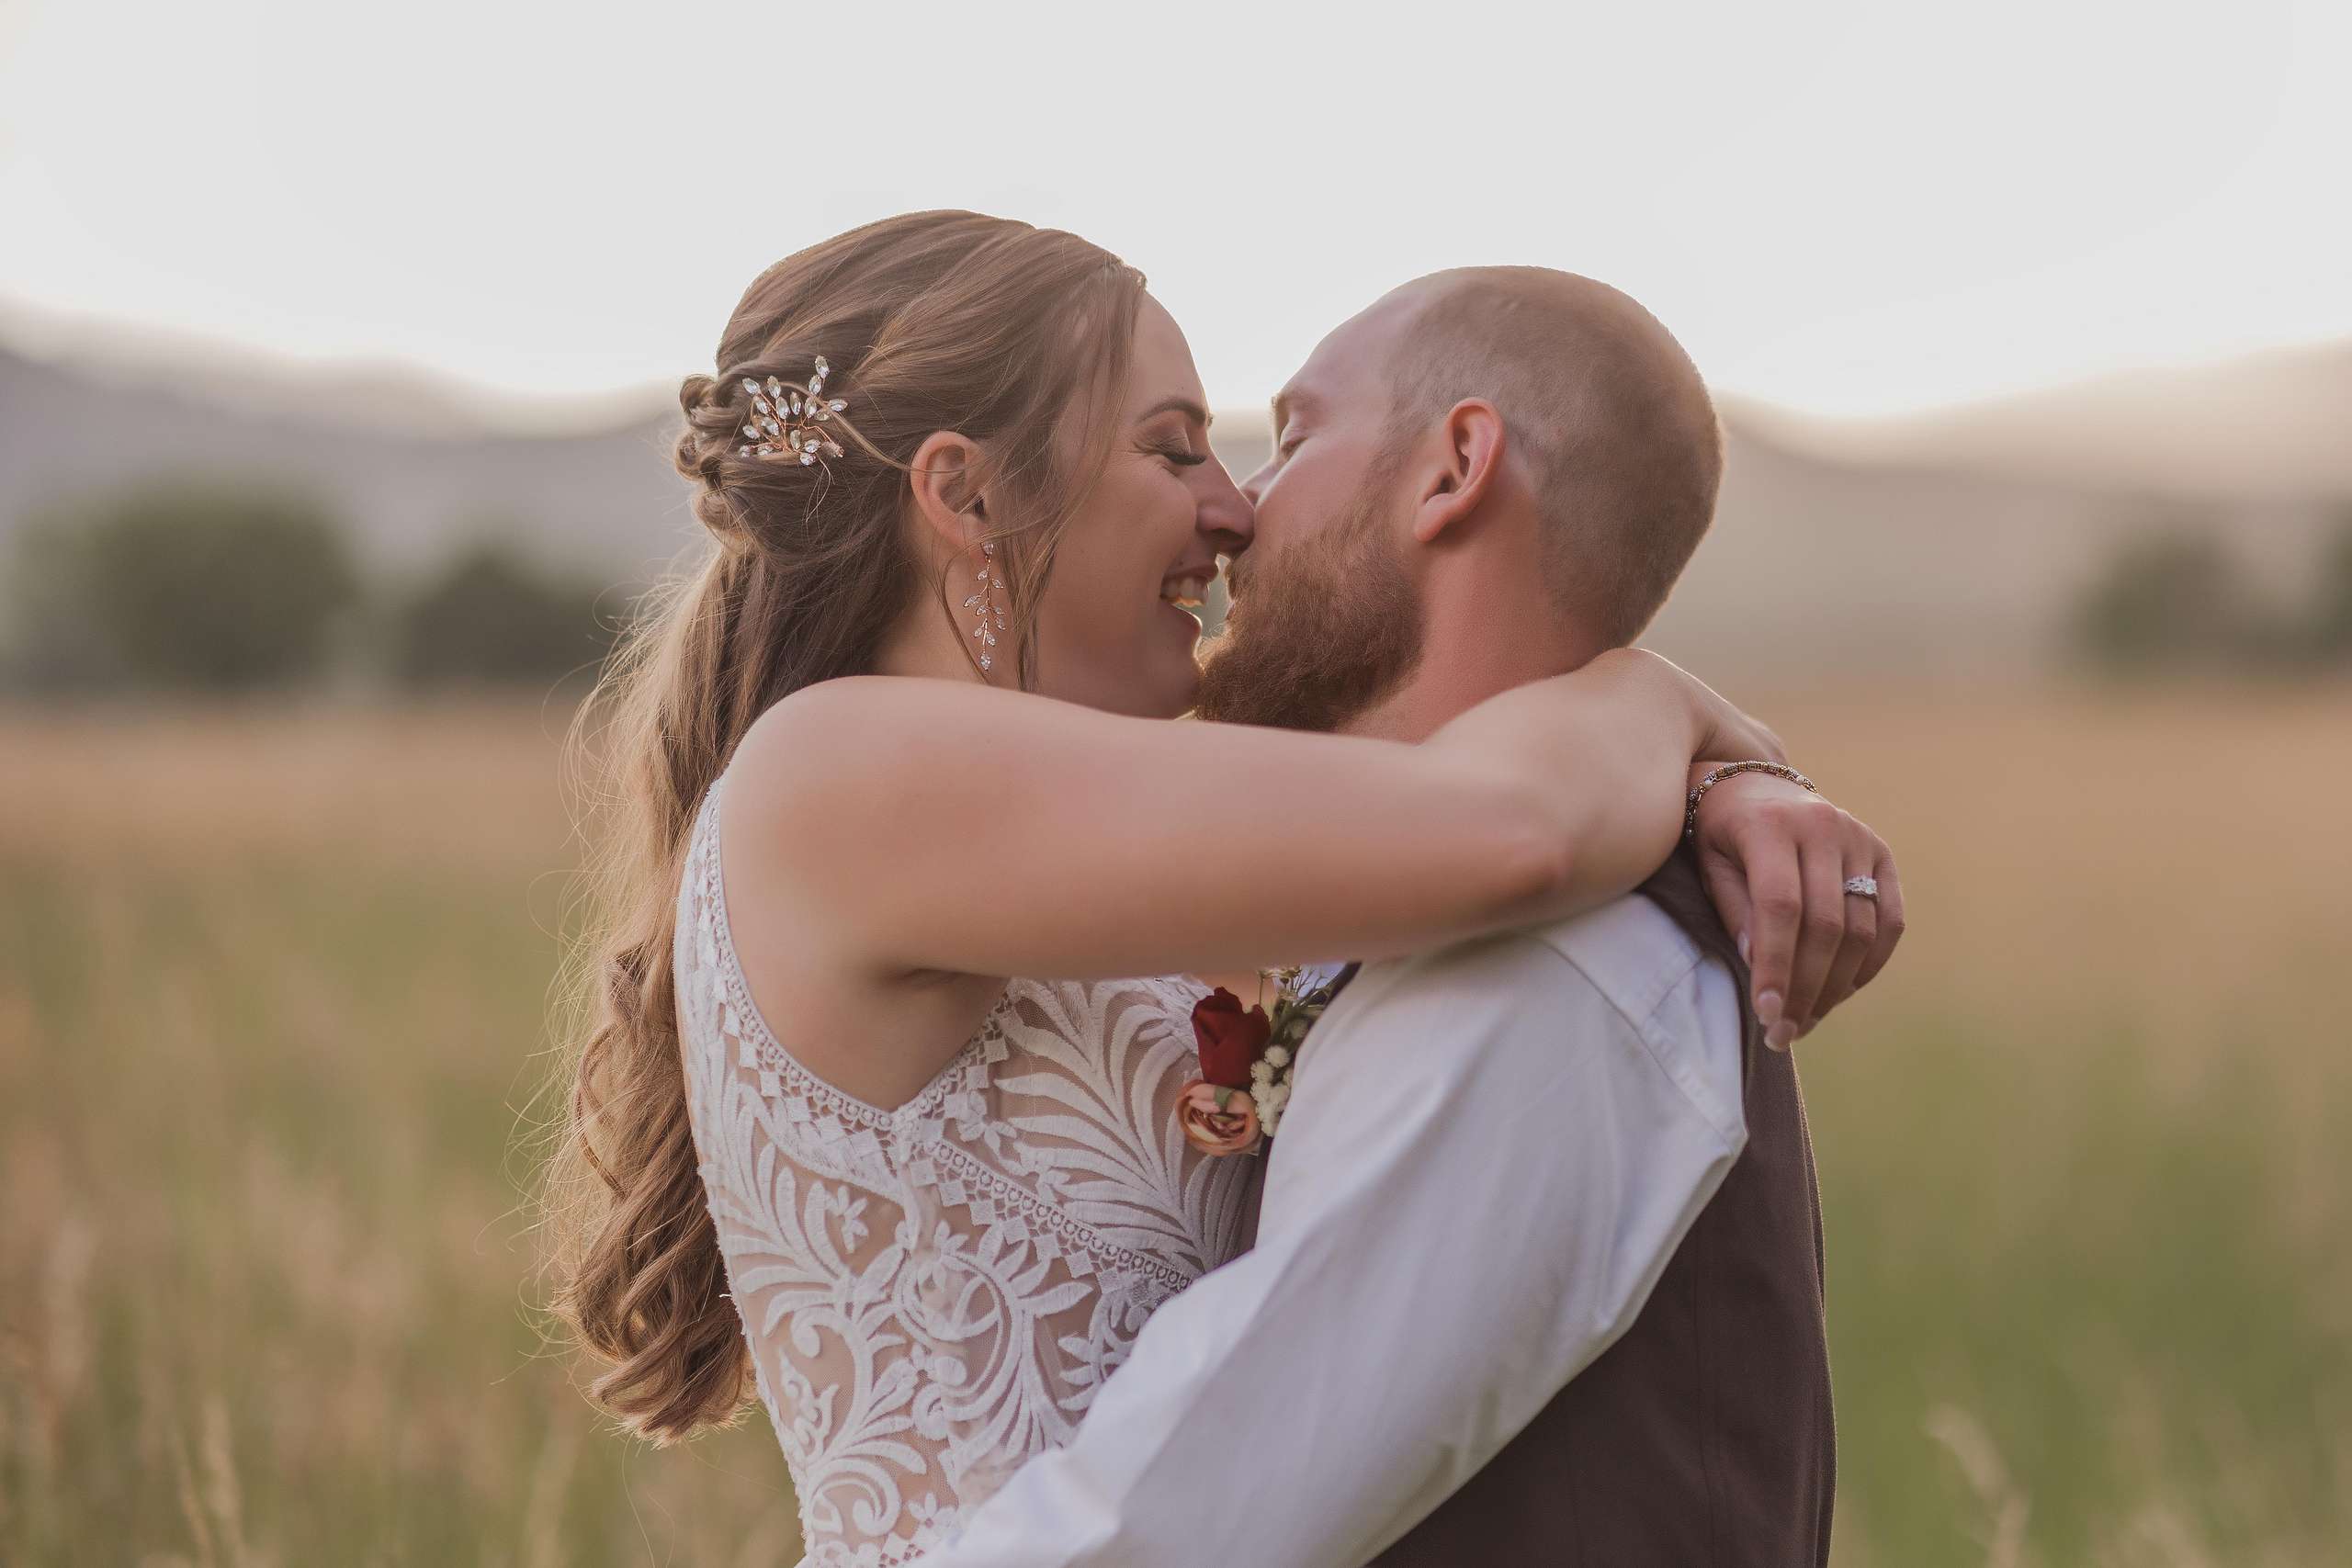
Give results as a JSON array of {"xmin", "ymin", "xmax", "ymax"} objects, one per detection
[{"xmin": 1143, "ymin": 435, "xmax": 1209, "ymax": 469}]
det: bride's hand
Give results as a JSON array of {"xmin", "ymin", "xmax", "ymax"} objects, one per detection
[{"xmin": 1688, "ymin": 763, "xmax": 1904, "ymax": 1051}]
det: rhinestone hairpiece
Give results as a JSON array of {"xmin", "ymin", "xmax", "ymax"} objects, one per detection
[{"xmin": 735, "ymin": 356, "xmax": 848, "ymax": 468}]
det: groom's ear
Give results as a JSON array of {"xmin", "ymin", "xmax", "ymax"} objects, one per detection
[
  {"xmin": 907, "ymin": 430, "xmax": 990, "ymax": 550},
  {"xmin": 1408, "ymin": 399, "xmax": 1507, "ymax": 546}
]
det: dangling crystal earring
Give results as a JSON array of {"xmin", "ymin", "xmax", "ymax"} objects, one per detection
[{"xmin": 962, "ymin": 541, "xmax": 1010, "ymax": 672}]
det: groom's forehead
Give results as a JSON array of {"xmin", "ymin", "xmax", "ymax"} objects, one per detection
[{"xmin": 1285, "ymin": 289, "xmax": 1427, "ymax": 412}]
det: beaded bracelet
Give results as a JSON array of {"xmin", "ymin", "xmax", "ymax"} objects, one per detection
[{"xmin": 1684, "ymin": 760, "xmax": 1817, "ymax": 840}]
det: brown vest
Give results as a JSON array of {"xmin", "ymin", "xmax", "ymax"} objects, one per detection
[{"xmin": 1296, "ymin": 852, "xmax": 1838, "ymax": 1567}]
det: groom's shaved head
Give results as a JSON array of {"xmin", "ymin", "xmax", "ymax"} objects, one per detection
[
  {"xmin": 1379, "ymin": 267, "xmax": 1723, "ymax": 647},
  {"xmin": 1203, "ymin": 266, "xmax": 1723, "ymax": 735}
]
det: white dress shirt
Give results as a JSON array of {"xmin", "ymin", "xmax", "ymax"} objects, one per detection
[{"xmin": 914, "ymin": 894, "xmax": 1749, "ymax": 1568}]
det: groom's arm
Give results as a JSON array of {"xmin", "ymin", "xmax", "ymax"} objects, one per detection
[{"xmin": 917, "ymin": 916, "xmax": 1747, "ymax": 1568}]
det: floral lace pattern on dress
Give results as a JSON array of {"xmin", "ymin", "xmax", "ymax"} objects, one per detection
[{"xmin": 673, "ymin": 773, "xmax": 1252, "ymax": 1565}]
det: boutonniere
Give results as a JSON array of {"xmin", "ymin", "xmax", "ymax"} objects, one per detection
[{"xmin": 1179, "ymin": 967, "xmax": 1340, "ymax": 1156}]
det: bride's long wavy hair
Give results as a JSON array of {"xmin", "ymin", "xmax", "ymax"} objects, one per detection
[{"xmin": 539, "ymin": 211, "xmax": 1145, "ymax": 1442}]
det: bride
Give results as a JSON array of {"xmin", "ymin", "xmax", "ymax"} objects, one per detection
[{"xmin": 545, "ymin": 210, "xmax": 1889, "ymax": 1565}]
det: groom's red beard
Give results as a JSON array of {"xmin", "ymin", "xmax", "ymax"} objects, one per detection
[{"xmin": 1193, "ymin": 474, "xmax": 1424, "ymax": 735}]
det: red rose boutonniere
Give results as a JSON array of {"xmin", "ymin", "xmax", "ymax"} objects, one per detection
[
  {"xmin": 1190, "ymin": 987, "xmax": 1272, "ymax": 1089},
  {"xmin": 1180, "ymin": 970, "xmax": 1340, "ymax": 1157},
  {"xmin": 1180, "ymin": 987, "xmax": 1274, "ymax": 1156}
]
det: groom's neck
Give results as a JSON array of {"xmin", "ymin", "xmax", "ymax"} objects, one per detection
[{"xmin": 1338, "ymin": 581, "xmax": 1607, "ymax": 744}]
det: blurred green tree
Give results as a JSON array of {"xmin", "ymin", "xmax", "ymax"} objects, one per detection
[
  {"xmin": 390, "ymin": 540, "xmax": 618, "ymax": 689},
  {"xmin": 2069, "ymin": 528, "xmax": 2261, "ymax": 672},
  {"xmin": 3, "ymin": 477, "xmax": 359, "ymax": 692},
  {"xmin": 2301, "ymin": 515, "xmax": 2352, "ymax": 665}
]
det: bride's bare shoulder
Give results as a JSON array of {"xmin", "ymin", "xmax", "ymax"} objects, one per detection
[
  {"xmin": 734, "ymin": 676, "xmax": 969, "ymax": 785},
  {"xmin": 715, "ymin": 682, "xmax": 941, "ymax": 965},
  {"xmin": 734, "ymin": 675, "xmax": 1103, "ymax": 805}
]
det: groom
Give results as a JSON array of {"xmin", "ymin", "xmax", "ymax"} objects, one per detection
[{"xmin": 920, "ymin": 268, "xmax": 1879, "ymax": 1565}]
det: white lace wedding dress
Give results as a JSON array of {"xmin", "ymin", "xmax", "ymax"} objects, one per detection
[{"xmin": 673, "ymin": 770, "xmax": 1256, "ymax": 1566}]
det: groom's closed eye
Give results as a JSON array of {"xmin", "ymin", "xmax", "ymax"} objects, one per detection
[{"xmin": 1268, "ymin": 387, "xmax": 1322, "ymax": 464}]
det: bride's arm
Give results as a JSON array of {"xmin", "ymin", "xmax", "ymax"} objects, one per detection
[{"xmin": 726, "ymin": 646, "xmax": 1766, "ymax": 983}]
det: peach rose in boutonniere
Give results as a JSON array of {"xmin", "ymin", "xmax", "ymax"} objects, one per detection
[{"xmin": 1177, "ymin": 1080, "xmax": 1262, "ymax": 1156}]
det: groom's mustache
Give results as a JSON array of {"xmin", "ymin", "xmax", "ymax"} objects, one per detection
[{"xmin": 1223, "ymin": 549, "xmax": 1259, "ymax": 601}]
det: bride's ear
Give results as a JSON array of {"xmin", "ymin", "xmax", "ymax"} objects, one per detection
[{"xmin": 907, "ymin": 430, "xmax": 990, "ymax": 552}]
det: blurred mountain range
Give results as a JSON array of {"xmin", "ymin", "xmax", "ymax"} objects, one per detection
[
  {"xmin": 3, "ymin": 307, "xmax": 2346, "ymax": 682},
  {"xmin": 0, "ymin": 312, "xmax": 699, "ymax": 587}
]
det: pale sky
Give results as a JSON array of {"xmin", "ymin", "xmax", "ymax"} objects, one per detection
[{"xmin": 2, "ymin": 0, "xmax": 2346, "ymax": 418}]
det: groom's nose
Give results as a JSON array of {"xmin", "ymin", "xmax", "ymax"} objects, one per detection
[
  {"xmin": 1196, "ymin": 457, "xmax": 1256, "ymax": 557},
  {"xmin": 1240, "ymin": 458, "xmax": 1272, "ymax": 508}
]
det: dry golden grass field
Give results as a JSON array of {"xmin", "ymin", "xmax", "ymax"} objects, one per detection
[{"xmin": 3, "ymin": 685, "xmax": 2348, "ymax": 1567}]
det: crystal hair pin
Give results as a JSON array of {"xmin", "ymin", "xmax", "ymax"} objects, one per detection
[{"xmin": 736, "ymin": 356, "xmax": 848, "ymax": 467}]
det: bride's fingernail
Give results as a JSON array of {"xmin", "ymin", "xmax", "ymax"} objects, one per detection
[
  {"xmin": 1736, "ymin": 931, "xmax": 1750, "ymax": 964},
  {"xmin": 1756, "ymin": 989, "xmax": 1782, "ymax": 1027},
  {"xmin": 1766, "ymin": 1021, "xmax": 1796, "ymax": 1053}
]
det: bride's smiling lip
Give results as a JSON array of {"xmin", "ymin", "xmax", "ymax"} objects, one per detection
[{"xmin": 1159, "ymin": 561, "xmax": 1219, "ymax": 614}]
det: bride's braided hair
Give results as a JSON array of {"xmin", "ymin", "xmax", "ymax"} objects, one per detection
[{"xmin": 541, "ymin": 211, "xmax": 1144, "ymax": 1442}]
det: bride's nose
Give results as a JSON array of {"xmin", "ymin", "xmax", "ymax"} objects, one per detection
[{"xmin": 1195, "ymin": 457, "xmax": 1255, "ymax": 558}]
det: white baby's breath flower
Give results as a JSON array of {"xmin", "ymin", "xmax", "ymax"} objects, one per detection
[{"xmin": 1237, "ymin": 967, "xmax": 1330, "ymax": 1145}]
